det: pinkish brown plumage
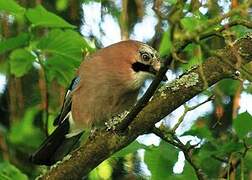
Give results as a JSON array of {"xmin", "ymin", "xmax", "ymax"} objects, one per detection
[
  {"xmin": 72, "ymin": 40, "xmax": 153, "ymax": 128},
  {"xmin": 31, "ymin": 40, "xmax": 163, "ymax": 165}
]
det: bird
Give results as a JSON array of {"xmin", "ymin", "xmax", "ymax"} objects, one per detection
[{"xmin": 31, "ymin": 40, "xmax": 166, "ymax": 165}]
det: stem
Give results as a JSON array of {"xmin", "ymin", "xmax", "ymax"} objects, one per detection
[
  {"xmin": 171, "ymin": 95, "xmax": 214, "ymax": 133},
  {"xmin": 152, "ymin": 127, "xmax": 206, "ymax": 180},
  {"xmin": 37, "ymin": 55, "xmax": 49, "ymax": 137},
  {"xmin": 115, "ymin": 6, "xmax": 252, "ymax": 132}
]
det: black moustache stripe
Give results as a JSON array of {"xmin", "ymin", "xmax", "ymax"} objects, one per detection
[{"xmin": 132, "ymin": 62, "xmax": 152, "ymax": 73}]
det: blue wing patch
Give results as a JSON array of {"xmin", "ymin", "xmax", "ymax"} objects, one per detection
[{"xmin": 69, "ymin": 76, "xmax": 80, "ymax": 91}]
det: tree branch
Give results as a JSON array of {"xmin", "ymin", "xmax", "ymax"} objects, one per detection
[
  {"xmin": 40, "ymin": 34, "xmax": 252, "ymax": 180},
  {"xmin": 152, "ymin": 127, "xmax": 206, "ymax": 180},
  {"xmin": 115, "ymin": 17, "xmax": 252, "ymax": 132}
]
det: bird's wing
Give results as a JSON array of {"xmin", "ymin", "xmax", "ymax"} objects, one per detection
[
  {"xmin": 31, "ymin": 76, "xmax": 83, "ymax": 165},
  {"xmin": 53, "ymin": 76, "xmax": 80, "ymax": 126}
]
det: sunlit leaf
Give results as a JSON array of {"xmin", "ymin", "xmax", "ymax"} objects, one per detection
[
  {"xmin": 181, "ymin": 17, "xmax": 200, "ymax": 32},
  {"xmin": 166, "ymin": 0, "xmax": 177, "ymax": 5},
  {"xmin": 8, "ymin": 108, "xmax": 45, "ymax": 150},
  {"xmin": 233, "ymin": 111, "xmax": 252, "ymax": 139},
  {"xmin": 159, "ymin": 30, "xmax": 172, "ymax": 57},
  {"xmin": 0, "ymin": 162, "xmax": 28, "ymax": 180},
  {"xmin": 37, "ymin": 29, "xmax": 93, "ymax": 85},
  {"xmin": 0, "ymin": 0, "xmax": 25, "ymax": 15},
  {"xmin": 181, "ymin": 11, "xmax": 208, "ymax": 33},
  {"xmin": 97, "ymin": 161, "xmax": 112, "ymax": 179},
  {"xmin": 9, "ymin": 49, "xmax": 36, "ymax": 77},
  {"xmin": 56, "ymin": 0, "xmax": 69, "ymax": 11},
  {"xmin": 25, "ymin": 5, "xmax": 75, "ymax": 28},
  {"xmin": 89, "ymin": 160, "xmax": 112, "ymax": 180},
  {"xmin": 0, "ymin": 33, "xmax": 29, "ymax": 54}
]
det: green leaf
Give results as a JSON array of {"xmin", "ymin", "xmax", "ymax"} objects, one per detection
[
  {"xmin": 56, "ymin": 0, "xmax": 69, "ymax": 11},
  {"xmin": 37, "ymin": 29, "xmax": 93, "ymax": 86},
  {"xmin": 9, "ymin": 49, "xmax": 36, "ymax": 77},
  {"xmin": 144, "ymin": 141, "xmax": 179, "ymax": 180},
  {"xmin": 181, "ymin": 17, "xmax": 199, "ymax": 32},
  {"xmin": 194, "ymin": 142, "xmax": 221, "ymax": 177},
  {"xmin": 159, "ymin": 30, "xmax": 172, "ymax": 57},
  {"xmin": 180, "ymin": 12, "xmax": 207, "ymax": 32},
  {"xmin": 25, "ymin": 5, "xmax": 75, "ymax": 28},
  {"xmin": 214, "ymin": 141, "xmax": 243, "ymax": 157},
  {"xmin": 244, "ymin": 150, "xmax": 252, "ymax": 171},
  {"xmin": 181, "ymin": 43, "xmax": 202, "ymax": 70},
  {"xmin": 89, "ymin": 160, "xmax": 112, "ymax": 180},
  {"xmin": 0, "ymin": 161, "xmax": 28, "ymax": 180},
  {"xmin": 0, "ymin": 33, "xmax": 29, "ymax": 54},
  {"xmin": 8, "ymin": 108, "xmax": 44, "ymax": 150},
  {"xmin": 231, "ymin": 25, "xmax": 252, "ymax": 38},
  {"xmin": 0, "ymin": 0, "xmax": 25, "ymax": 15},
  {"xmin": 245, "ymin": 137, "xmax": 252, "ymax": 146},
  {"xmin": 165, "ymin": 0, "xmax": 177, "ymax": 5},
  {"xmin": 217, "ymin": 79, "xmax": 240, "ymax": 96},
  {"xmin": 233, "ymin": 111, "xmax": 252, "ymax": 139},
  {"xmin": 183, "ymin": 126, "xmax": 213, "ymax": 140},
  {"xmin": 113, "ymin": 141, "xmax": 148, "ymax": 157}
]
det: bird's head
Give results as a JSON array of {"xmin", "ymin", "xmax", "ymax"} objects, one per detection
[
  {"xmin": 128, "ymin": 41, "xmax": 167, "ymax": 89},
  {"xmin": 132, "ymin": 43, "xmax": 161, "ymax": 77},
  {"xmin": 90, "ymin": 40, "xmax": 167, "ymax": 90}
]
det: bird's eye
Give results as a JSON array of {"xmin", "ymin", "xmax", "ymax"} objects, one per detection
[{"xmin": 141, "ymin": 53, "xmax": 150, "ymax": 62}]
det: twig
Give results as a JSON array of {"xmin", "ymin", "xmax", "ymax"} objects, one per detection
[
  {"xmin": 209, "ymin": 45, "xmax": 252, "ymax": 82},
  {"xmin": 202, "ymin": 19, "xmax": 252, "ymax": 41},
  {"xmin": 220, "ymin": 139, "xmax": 252, "ymax": 178},
  {"xmin": 40, "ymin": 34, "xmax": 252, "ymax": 179},
  {"xmin": 211, "ymin": 155, "xmax": 228, "ymax": 163},
  {"xmin": 180, "ymin": 16, "xmax": 252, "ymax": 50},
  {"xmin": 152, "ymin": 127, "xmax": 206, "ymax": 180},
  {"xmin": 152, "ymin": 0, "xmax": 167, "ymax": 20},
  {"xmin": 37, "ymin": 54, "xmax": 49, "ymax": 137},
  {"xmin": 171, "ymin": 95, "xmax": 214, "ymax": 133},
  {"xmin": 115, "ymin": 55, "xmax": 173, "ymax": 132},
  {"xmin": 172, "ymin": 51, "xmax": 187, "ymax": 63},
  {"xmin": 115, "ymin": 8, "xmax": 251, "ymax": 132}
]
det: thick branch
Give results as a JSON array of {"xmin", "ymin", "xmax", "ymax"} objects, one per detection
[{"xmin": 40, "ymin": 34, "xmax": 252, "ymax": 180}]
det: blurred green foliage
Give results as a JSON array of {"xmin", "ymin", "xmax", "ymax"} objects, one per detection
[
  {"xmin": 144, "ymin": 141, "xmax": 179, "ymax": 179},
  {"xmin": 0, "ymin": 162, "xmax": 28, "ymax": 180},
  {"xmin": 233, "ymin": 111, "xmax": 252, "ymax": 139}
]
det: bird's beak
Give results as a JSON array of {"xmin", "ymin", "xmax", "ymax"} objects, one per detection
[{"xmin": 150, "ymin": 61, "xmax": 168, "ymax": 81}]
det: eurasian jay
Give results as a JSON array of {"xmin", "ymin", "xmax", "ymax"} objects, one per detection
[{"xmin": 31, "ymin": 40, "xmax": 165, "ymax": 165}]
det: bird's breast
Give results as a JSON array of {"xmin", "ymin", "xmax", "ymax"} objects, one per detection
[{"xmin": 71, "ymin": 80, "xmax": 139, "ymax": 129}]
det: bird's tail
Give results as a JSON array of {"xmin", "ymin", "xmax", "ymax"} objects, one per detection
[{"xmin": 30, "ymin": 120, "xmax": 83, "ymax": 166}]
